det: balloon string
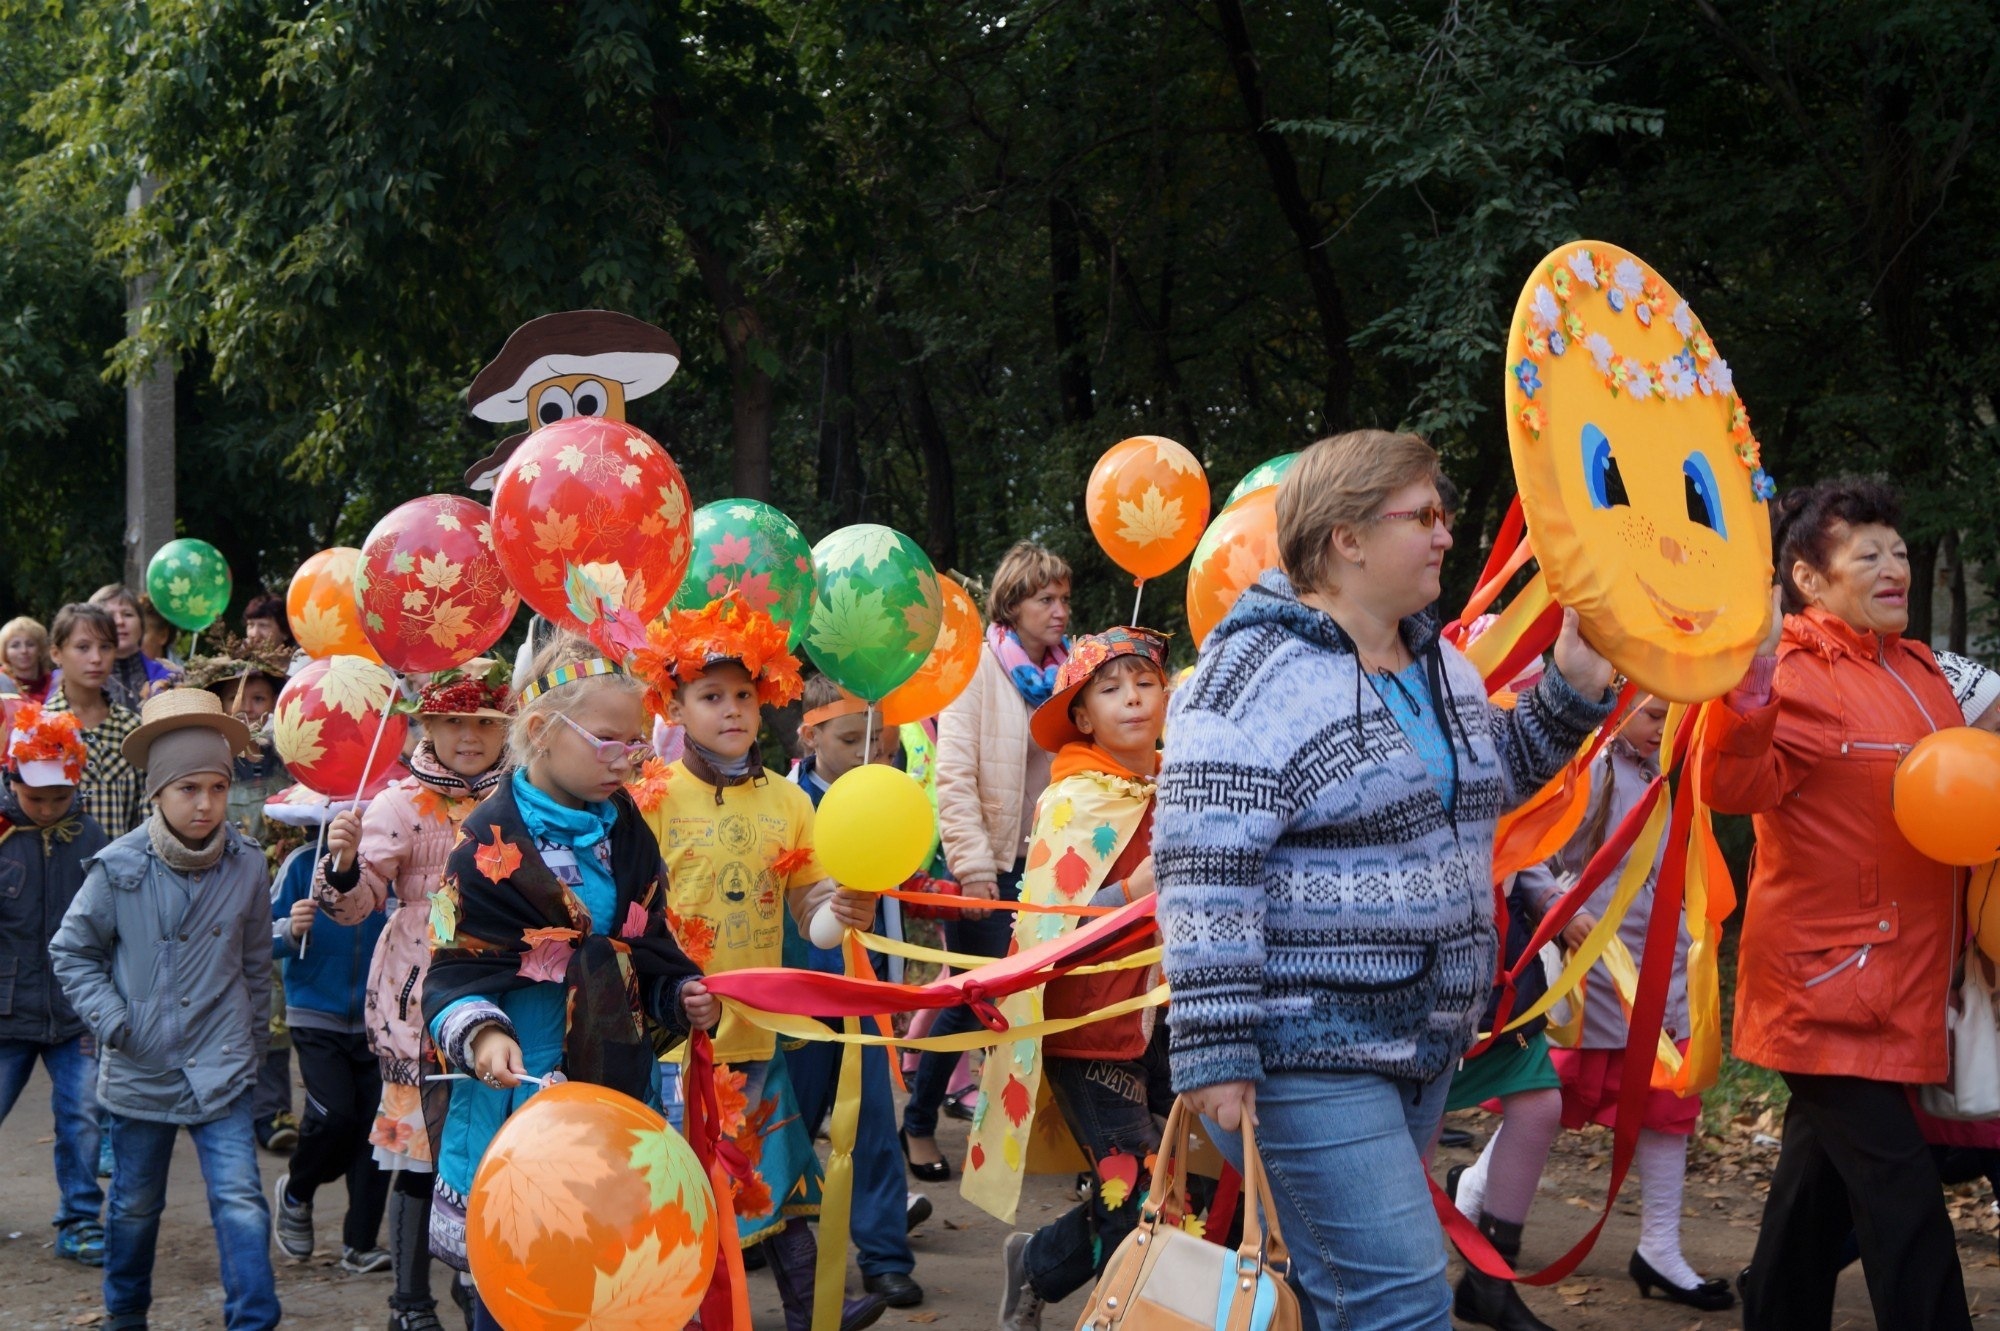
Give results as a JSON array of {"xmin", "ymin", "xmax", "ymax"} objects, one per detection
[
  {"xmin": 301, "ymin": 815, "xmax": 326, "ymax": 961},
  {"xmin": 349, "ymin": 686, "xmax": 398, "ymax": 811},
  {"xmin": 1132, "ymin": 579, "xmax": 1146, "ymax": 624},
  {"xmin": 864, "ymin": 702, "xmax": 876, "ymax": 767}
]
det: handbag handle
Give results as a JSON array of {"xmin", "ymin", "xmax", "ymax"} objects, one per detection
[{"xmin": 1141, "ymin": 1096, "xmax": 1292, "ymax": 1275}]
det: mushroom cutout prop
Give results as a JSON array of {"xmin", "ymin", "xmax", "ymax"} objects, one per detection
[{"xmin": 463, "ymin": 310, "xmax": 682, "ymax": 490}]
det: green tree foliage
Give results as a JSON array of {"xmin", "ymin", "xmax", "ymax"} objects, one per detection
[{"xmin": 1, "ymin": 0, "xmax": 1994, "ymax": 653}]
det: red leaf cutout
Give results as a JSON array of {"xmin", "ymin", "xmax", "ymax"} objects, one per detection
[
  {"xmin": 970, "ymin": 1142, "xmax": 986, "ymax": 1171},
  {"xmin": 474, "ymin": 825, "xmax": 522, "ymax": 882},
  {"xmin": 1001, "ymin": 1076, "xmax": 1031, "ymax": 1127},
  {"xmin": 1053, "ymin": 847, "xmax": 1091, "ymax": 899}
]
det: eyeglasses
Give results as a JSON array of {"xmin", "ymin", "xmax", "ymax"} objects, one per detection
[
  {"xmin": 555, "ymin": 712, "xmax": 654, "ymax": 767},
  {"xmin": 1371, "ymin": 504, "xmax": 1452, "ymax": 531}
]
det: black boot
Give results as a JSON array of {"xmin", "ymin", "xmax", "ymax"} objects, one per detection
[
  {"xmin": 764, "ymin": 1219, "xmax": 889, "ymax": 1331},
  {"xmin": 386, "ymin": 1188, "xmax": 443, "ymax": 1330},
  {"xmin": 1452, "ymin": 1215, "xmax": 1556, "ymax": 1331}
]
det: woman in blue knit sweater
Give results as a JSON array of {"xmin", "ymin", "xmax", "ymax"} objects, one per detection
[{"xmin": 1157, "ymin": 430, "xmax": 1617, "ymax": 1331}]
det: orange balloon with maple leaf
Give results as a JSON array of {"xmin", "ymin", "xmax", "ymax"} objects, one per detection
[
  {"xmin": 286, "ymin": 547, "xmax": 381, "ymax": 663},
  {"xmin": 1184, "ymin": 486, "xmax": 1280, "ymax": 648},
  {"xmin": 355, "ymin": 495, "xmax": 519, "ymax": 673},
  {"xmin": 467, "ymin": 1081, "xmax": 718, "ymax": 1331},
  {"xmin": 877, "ymin": 573, "xmax": 983, "ymax": 726},
  {"xmin": 1085, "ymin": 435, "xmax": 1210, "ymax": 582}
]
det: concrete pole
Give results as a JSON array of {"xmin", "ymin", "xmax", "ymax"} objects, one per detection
[{"xmin": 123, "ymin": 175, "xmax": 175, "ymax": 590}]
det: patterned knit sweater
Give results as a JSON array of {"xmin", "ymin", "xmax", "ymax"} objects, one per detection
[{"xmin": 1157, "ymin": 571, "xmax": 1615, "ymax": 1092}]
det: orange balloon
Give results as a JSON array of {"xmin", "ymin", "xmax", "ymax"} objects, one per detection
[
  {"xmin": 1185, "ymin": 487, "xmax": 1279, "ymax": 648},
  {"xmin": 286, "ymin": 548, "xmax": 380, "ymax": 663},
  {"xmin": 467, "ymin": 1081, "xmax": 717, "ymax": 1331},
  {"xmin": 879, "ymin": 574, "xmax": 982, "ymax": 726},
  {"xmin": 1086, "ymin": 435, "xmax": 1210, "ymax": 581},
  {"xmin": 1971, "ymin": 859, "xmax": 2000, "ymax": 965},
  {"xmin": 1893, "ymin": 727, "xmax": 2000, "ymax": 866}
]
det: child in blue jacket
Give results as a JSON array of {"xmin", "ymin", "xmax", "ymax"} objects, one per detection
[{"xmin": 269, "ymin": 837, "xmax": 391, "ymax": 1272}]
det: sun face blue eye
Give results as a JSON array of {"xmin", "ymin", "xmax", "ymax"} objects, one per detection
[
  {"xmin": 1582, "ymin": 424, "xmax": 1629, "ymax": 509},
  {"xmin": 1683, "ymin": 452, "xmax": 1727, "ymax": 538}
]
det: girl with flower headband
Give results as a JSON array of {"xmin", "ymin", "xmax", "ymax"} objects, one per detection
[
  {"xmin": 630, "ymin": 595, "xmax": 886, "ymax": 1331},
  {"xmin": 309, "ymin": 658, "xmax": 515, "ymax": 1331},
  {"xmin": 417, "ymin": 636, "xmax": 717, "ymax": 1331}
]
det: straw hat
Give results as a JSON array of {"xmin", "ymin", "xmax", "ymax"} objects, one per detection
[{"xmin": 123, "ymin": 688, "xmax": 254, "ymax": 768}]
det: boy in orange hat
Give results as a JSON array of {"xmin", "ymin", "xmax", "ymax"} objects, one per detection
[{"xmin": 0, "ymin": 703, "xmax": 110, "ymax": 1266}]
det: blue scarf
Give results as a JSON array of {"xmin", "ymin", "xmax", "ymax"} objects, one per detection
[
  {"xmin": 510, "ymin": 769, "xmax": 618, "ymax": 932},
  {"xmin": 987, "ymin": 623, "xmax": 1071, "ymax": 708}
]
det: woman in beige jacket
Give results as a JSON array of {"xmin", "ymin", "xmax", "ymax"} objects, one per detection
[{"xmin": 901, "ymin": 541, "xmax": 1071, "ymax": 1179}]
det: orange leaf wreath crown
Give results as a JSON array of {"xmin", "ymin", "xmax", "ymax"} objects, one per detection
[
  {"xmin": 7, "ymin": 702, "xmax": 89, "ymax": 784},
  {"xmin": 626, "ymin": 593, "xmax": 804, "ymax": 720}
]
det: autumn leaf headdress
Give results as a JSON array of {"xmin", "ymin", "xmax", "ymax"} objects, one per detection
[
  {"xmin": 7, "ymin": 701, "xmax": 88, "ymax": 787},
  {"xmin": 625, "ymin": 593, "xmax": 803, "ymax": 720}
]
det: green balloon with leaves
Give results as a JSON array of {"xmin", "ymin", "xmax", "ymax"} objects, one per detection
[
  {"xmin": 804, "ymin": 524, "xmax": 941, "ymax": 701},
  {"xmin": 672, "ymin": 500, "xmax": 819, "ymax": 648},
  {"xmin": 1225, "ymin": 452, "xmax": 1300, "ymax": 507},
  {"xmin": 146, "ymin": 538, "xmax": 234, "ymax": 631}
]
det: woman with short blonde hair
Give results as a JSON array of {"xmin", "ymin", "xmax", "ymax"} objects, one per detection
[
  {"xmin": 905, "ymin": 540, "xmax": 1073, "ymax": 1178},
  {"xmin": 0, "ymin": 616, "xmax": 53, "ymax": 703},
  {"xmin": 1158, "ymin": 430, "xmax": 1618, "ymax": 1331}
]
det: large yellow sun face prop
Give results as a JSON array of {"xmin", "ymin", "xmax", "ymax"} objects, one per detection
[{"xmin": 1506, "ymin": 241, "xmax": 1775, "ymax": 703}]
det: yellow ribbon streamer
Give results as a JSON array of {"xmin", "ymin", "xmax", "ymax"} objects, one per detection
[
  {"xmin": 722, "ymin": 984, "xmax": 1173, "ymax": 1051},
  {"xmin": 853, "ymin": 929, "xmax": 1162, "ymax": 976},
  {"xmin": 811, "ymin": 938, "xmax": 870, "ymax": 1331}
]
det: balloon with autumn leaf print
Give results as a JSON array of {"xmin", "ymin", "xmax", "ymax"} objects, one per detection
[
  {"xmin": 272, "ymin": 656, "xmax": 410, "ymax": 797},
  {"xmin": 670, "ymin": 499, "xmax": 818, "ymax": 649},
  {"xmin": 1185, "ymin": 486, "xmax": 1279, "ymax": 648},
  {"xmin": 804, "ymin": 524, "xmax": 941, "ymax": 702},
  {"xmin": 879, "ymin": 573, "xmax": 983, "ymax": 726},
  {"xmin": 490, "ymin": 416, "xmax": 695, "ymax": 633},
  {"xmin": 354, "ymin": 495, "xmax": 518, "ymax": 673},
  {"xmin": 287, "ymin": 548, "xmax": 381, "ymax": 663},
  {"xmin": 467, "ymin": 1081, "xmax": 717, "ymax": 1331},
  {"xmin": 1086, "ymin": 435, "xmax": 1210, "ymax": 585}
]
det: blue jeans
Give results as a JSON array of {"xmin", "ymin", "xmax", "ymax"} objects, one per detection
[
  {"xmin": 1206, "ymin": 1070, "xmax": 1453, "ymax": 1331},
  {"xmin": 104, "ymin": 1093, "xmax": 280, "ymax": 1330},
  {"xmin": 788, "ymin": 1036, "xmax": 915, "ymax": 1276},
  {"xmin": 0, "ymin": 1036, "xmax": 104, "ymax": 1228},
  {"xmin": 903, "ymin": 868, "xmax": 1021, "ymax": 1140}
]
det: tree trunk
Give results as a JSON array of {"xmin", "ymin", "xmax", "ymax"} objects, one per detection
[
  {"xmin": 884, "ymin": 323, "xmax": 959, "ymax": 570},
  {"xmin": 1049, "ymin": 194, "xmax": 1095, "ymax": 426},
  {"xmin": 687, "ymin": 232, "xmax": 775, "ymax": 500},
  {"xmin": 1906, "ymin": 535, "xmax": 1939, "ymax": 646},
  {"xmin": 1945, "ymin": 528, "xmax": 1968, "ymax": 653},
  {"xmin": 816, "ymin": 331, "xmax": 864, "ymax": 525},
  {"xmin": 1210, "ymin": 0, "xmax": 1354, "ymax": 432}
]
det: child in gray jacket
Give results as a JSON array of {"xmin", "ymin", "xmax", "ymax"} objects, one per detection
[{"xmin": 51, "ymin": 689, "xmax": 280, "ymax": 1331}]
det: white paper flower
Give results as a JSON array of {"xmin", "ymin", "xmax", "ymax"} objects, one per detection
[
  {"xmin": 1627, "ymin": 365, "xmax": 1655, "ymax": 399},
  {"xmin": 1614, "ymin": 259, "xmax": 1644, "ymax": 298},
  {"xmin": 1672, "ymin": 301, "xmax": 1694, "ymax": 338},
  {"xmin": 1661, "ymin": 361, "xmax": 1697, "ymax": 400},
  {"xmin": 1586, "ymin": 332, "xmax": 1616, "ymax": 373},
  {"xmin": 1569, "ymin": 251, "xmax": 1599, "ymax": 287},
  {"xmin": 1710, "ymin": 358, "xmax": 1735, "ymax": 395},
  {"xmin": 1697, "ymin": 372, "xmax": 1715, "ymax": 396},
  {"xmin": 1531, "ymin": 285, "xmax": 1561, "ymax": 331}
]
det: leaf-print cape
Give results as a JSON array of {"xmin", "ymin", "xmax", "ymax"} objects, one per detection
[
  {"xmin": 960, "ymin": 764, "xmax": 1152, "ymax": 1224},
  {"xmin": 420, "ymin": 777, "xmax": 702, "ymax": 1159}
]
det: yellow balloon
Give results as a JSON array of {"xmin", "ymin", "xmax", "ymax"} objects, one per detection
[
  {"xmin": 816, "ymin": 765, "xmax": 936, "ymax": 893},
  {"xmin": 1972, "ymin": 859, "xmax": 2000, "ymax": 966}
]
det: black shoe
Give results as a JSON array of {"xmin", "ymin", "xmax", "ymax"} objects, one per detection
[
  {"xmin": 864, "ymin": 1272, "xmax": 924, "ymax": 1308},
  {"xmin": 1438, "ymin": 1127, "xmax": 1475, "ymax": 1150},
  {"xmin": 899, "ymin": 1129, "xmax": 951, "ymax": 1183},
  {"xmin": 906, "ymin": 1192, "xmax": 933, "ymax": 1233},
  {"xmin": 742, "ymin": 1241, "xmax": 767, "ymax": 1271},
  {"xmin": 1444, "ymin": 1164, "xmax": 1464, "ymax": 1203},
  {"xmin": 1629, "ymin": 1251, "xmax": 1734, "ymax": 1311},
  {"xmin": 942, "ymin": 1091, "xmax": 977, "ymax": 1122},
  {"xmin": 388, "ymin": 1310, "xmax": 445, "ymax": 1331},
  {"xmin": 1452, "ymin": 1215, "xmax": 1555, "ymax": 1331},
  {"xmin": 840, "ymin": 1293, "xmax": 889, "ymax": 1331}
]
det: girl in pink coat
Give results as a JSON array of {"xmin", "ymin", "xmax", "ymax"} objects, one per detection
[{"xmin": 314, "ymin": 661, "xmax": 512, "ymax": 1331}]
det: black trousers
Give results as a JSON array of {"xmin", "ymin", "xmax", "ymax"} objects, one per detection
[
  {"xmin": 1744, "ymin": 1072, "xmax": 1971, "ymax": 1331},
  {"xmin": 288, "ymin": 1027, "xmax": 389, "ymax": 1252}
]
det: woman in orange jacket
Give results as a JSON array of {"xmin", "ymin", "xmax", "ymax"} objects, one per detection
[{"xmin": 1701, "ymin": 479, "xmax": 1969, "ymax": 1331}]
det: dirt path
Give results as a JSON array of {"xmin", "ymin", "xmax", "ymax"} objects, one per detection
[{"xmin": 5, "ymin": 1065, "xmax": 1999, "ymax": 1328}]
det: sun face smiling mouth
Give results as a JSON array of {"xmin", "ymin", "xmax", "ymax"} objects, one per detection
[{"xmin": 1634, "ymin": 573, "xmax": 1720, "ymax": 635}]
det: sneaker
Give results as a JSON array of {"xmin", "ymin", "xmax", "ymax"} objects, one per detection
[
  {"xmin": 998, "ymin": 1232, "xmax": 1045, "ymax": 1331},
  {"xmin": 342, "ymin": 1245, "xmax": 392, "ymax": 1273},
  {"xmin": 273, "ymin": 1173, "xmax": 315, "ymax": 1260},
  {"xmin": 260, "ymin": 1112, "xmax": 300, "ymax": 1153},
  {"xmin": 55, "ymin": 1220, "xmax": 105, "ymax": 1267},
  {"xmin": 388, "ymin": 1308, "xmax": 445, "ymax": 1331},
  {"xmin": 905, "ymin": 1192, "xmax": 933, "ymax": 1233},
  {"xmin": 97, "ymin": 1135, "xmax": 115, "ymax": 1179}
]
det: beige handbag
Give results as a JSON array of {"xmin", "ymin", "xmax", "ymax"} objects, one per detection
[{"xmin": 1073, "ymin": 1099, "xmax": 1303, "ymax": 1331}]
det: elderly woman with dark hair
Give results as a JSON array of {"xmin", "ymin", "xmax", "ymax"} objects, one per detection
[
  {"xmin": 1157, "ymin": 430, "xmax": 1617, "ymax": 1331},
  {"xmin": 1703, "ymin": 480, "xmax": 1971, "ymax": 1331}
]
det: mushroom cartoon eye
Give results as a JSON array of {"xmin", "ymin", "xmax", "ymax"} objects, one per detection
[
  {"xmin": 1682, "ymin": 451, "xmax": 1727, "ymax": 539},
  {"xmin": 535, "ymin": 384, "xmax": 576, "ymax": 427},
  {"xmin": 1581, "ymin": 423, "xmax": 1630, "ymax": 510},
  {"xmin": 570, "ymin": 379, "xmax": 611, "ymax": 418}
]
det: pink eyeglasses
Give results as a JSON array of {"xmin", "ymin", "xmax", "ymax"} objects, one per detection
[{"xmin": 555, "ymin": 712, "xmax": 654, "ymax": 766}]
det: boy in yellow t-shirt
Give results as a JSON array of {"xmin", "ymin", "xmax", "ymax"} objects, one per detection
[{"xmin": 632, "ymin": 595, "xmax": 883, "ymax": 1331}]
